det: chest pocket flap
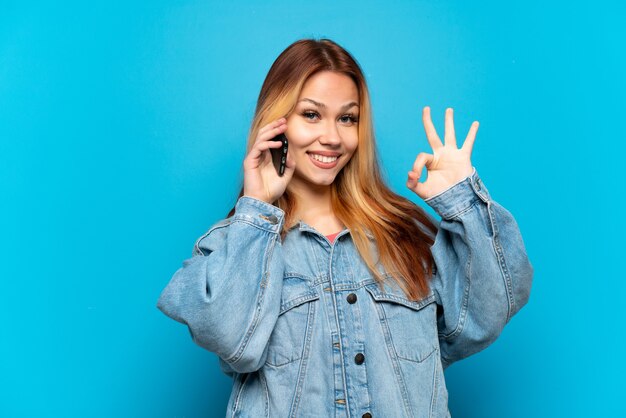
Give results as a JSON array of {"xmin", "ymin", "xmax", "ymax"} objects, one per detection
[
  {"xmin": 266, "ymin": 276, "xmax": 320, "ymax": 367},
  {"xmin": 365, "ymin": 280, "xmax": 438, "ymax": 363},
  {"xmin": 279, "ymin": 276, "xmax": 319, "ymax": 314}
]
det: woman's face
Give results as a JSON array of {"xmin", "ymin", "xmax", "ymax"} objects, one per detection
[{"xmin": 285, "ymin": 70, "xmax": 359, "ymax": 192}]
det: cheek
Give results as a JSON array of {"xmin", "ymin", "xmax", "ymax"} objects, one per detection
[
  {"xmin": 345, "ymin": 133, "xmax": 359, "ymax": 153},
  {"xmin": 285, "ymin": 125, "xmax": 314, "ymax": 150}
]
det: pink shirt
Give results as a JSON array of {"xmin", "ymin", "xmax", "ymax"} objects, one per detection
[{"xmin": 325, "ymin": 231, "xmax": 341, "ymax": 243}]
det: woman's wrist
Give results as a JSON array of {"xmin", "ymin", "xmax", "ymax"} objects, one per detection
[{"xmin": 243, "ymin": 193, "xmax": 271, "ymax": 204}]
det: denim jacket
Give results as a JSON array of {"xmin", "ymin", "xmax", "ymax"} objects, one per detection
[{"xmin": 156, "ymin": 167, "xmax": 534, "ymax": 418}]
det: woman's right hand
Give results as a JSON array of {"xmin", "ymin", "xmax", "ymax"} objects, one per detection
[{"xmin": 243, "ymin": 117, "xmax": 296, "ymax": 204}]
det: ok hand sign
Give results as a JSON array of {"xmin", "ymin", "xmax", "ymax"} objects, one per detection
[{"xmin": 406, "ymin": 107, "xmax": 478, "ymax": 200}]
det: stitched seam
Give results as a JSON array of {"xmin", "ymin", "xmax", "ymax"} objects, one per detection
[
  {"xmin": 438, "ymin": 249, "xmax": 472, "ymax": 342},
  {"xmin": 259, "ymin": 367, "xmax": 269, "ymax": 417},
  {"xmin": 441, "ymin": 199, "xmax": 480, "ymax": 221},
  {"xmin": 265, "ymin": 295, "xmax": 319, "ymax": 367},
  {"xmin": 430, "ymin": 347, "xmax": 440, "ymax": 418},
  {"xmin": 231, "ymin": 217, "xmax": 280, "ymax": 234},
  {"xmin": 373, "ymin": 299, "xmax": 414, "ymax": 417},
  {"xmin": 232, "ymin": 373, "xmax": 249, "ymax": 414},
  {"xmin": 371, "ymin": 294, "xmax": 436, "ymax": 310},
  {"xmin": 490, "ymin": 203, "xmax": 515, "ymax": 322},
  {"xmin": 326, "ymin": 243, "xmax": 350, "ymax": 416},
  {"xmin": 395, "ymin": 344, "xmax": 437, "ymax": 363},
  {"xmin": 279, "ymin": 293, "xmax": 320, "ymax": 315},
  {"xmin": 193, "ymin": 223, "xmax": 230, "ymax": 256},
  {"xmin": 227, "ymin": 233, "xmax": 276, "ymax": 366},
  {"xmin": 289, "ymin": 300, "xmax": 317, "ymax": 417},
  {"xmin": 364, "ymin": 284, "xmax": 436, "ymax": 308}
]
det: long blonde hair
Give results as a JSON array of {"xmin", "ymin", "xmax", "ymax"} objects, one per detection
[{"xmin": 228, "ymin": 38, "xmax": 439, "ymax": 301}]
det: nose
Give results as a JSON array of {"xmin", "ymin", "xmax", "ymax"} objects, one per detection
[{"xmin": 318, "ymin": 121, "xmax": 342, "ymax": 147}]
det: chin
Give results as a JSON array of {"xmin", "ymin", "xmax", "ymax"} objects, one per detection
[
  {"xmin": 309, "ymin": 176, "xmax": 337, "ymax": 186},
  {"xmin": 317, "ymin": 178, "xmax": 336, "ymax": 186},
  {"xmin": 295, "ymin": 171, "xmax": 339, "ymax": 188}
]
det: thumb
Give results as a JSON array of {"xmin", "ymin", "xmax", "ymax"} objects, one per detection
[
  {"xmin": 285, "ymin": 152, "xmax": 296, "ymax": 171},
  {"xmin": 406, "ymin": 152, "xmax": 432, "ymax": 193},
  {"xmin": 406, "ymin": 170, "xmax": 419, "ymax": 189},
  {"xmin": 282, "ymin": 153, "xmax": 296, "ymax": 178}
]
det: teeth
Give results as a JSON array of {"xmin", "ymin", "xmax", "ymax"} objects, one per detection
[{"xmin": 310, "ymin": 154, "xmax": 338, "ymax": 163}]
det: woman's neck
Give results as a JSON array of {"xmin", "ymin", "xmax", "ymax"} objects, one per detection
[{"xmin": 288, "ymin": 182, "xmax": 344, "ymax": 235}]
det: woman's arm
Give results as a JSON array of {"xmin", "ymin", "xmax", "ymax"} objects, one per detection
[
  {"xmin": 156, "ymin": 196, "xmax": 286, "ymax": 373},
  {"xmin": 424, "ymin": 167, "xmax": 534, "ymax": 370}
]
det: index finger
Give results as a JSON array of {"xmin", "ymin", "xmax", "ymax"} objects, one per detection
[{"xmin": 256, "ymin": 117, "xmax": 287, "ymax": 143}]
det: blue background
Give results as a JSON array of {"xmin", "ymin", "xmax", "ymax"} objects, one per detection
[{"xmin": 1, "ymin": 0, "xmax": 624, "ymax": 416}]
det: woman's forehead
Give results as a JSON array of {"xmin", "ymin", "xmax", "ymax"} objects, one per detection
[{"xmin": 298, "ymin": 72, "xmax": 359, "ymax": 107}]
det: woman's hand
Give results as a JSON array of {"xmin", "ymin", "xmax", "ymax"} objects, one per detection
[
  {"xmin": 406, "ymin": 107, "xmax": 478, "ymax": 200},
  {"xmin": 243, "ymin": 117, "xmax": 296, "ymax": 204}
]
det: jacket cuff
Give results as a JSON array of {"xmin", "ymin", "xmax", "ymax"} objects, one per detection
[
  {"xmin": 423, "ymin": 167, "xmax": 492, "ymax": 219},
  {"xmin": 233, "ymin": 196, "xmax": 286, "ymax": 233}
]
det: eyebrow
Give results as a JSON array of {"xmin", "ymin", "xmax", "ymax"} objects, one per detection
[{"xmin": 298, "ymin": 98, "xmax": 359, "ymax": 112}]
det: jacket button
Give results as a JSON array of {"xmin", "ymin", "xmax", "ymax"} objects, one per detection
[
  {"xmin": 354, "ymin": 353, "xmax": 365, "ymax": 365},
  {"xmin": 346, "ymin": 293, "xmax": 357, "ymax": 304},
  {"xmin": 362, "ymin": 413, "xmax": 372, "ymax": 418}
]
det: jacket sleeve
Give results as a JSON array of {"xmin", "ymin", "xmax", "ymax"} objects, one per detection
[
  {"xmin": 156, "ymin": 196, "xmax": 286, "ymax": 373},
  {"xmin": 424, "ymin": 167, "xmax": 534, "ymax": 370}
]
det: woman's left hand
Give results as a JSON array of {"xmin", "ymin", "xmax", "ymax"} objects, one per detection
[{"xmin": 406, "ymin": 106, "xmax": 478, "ymax": 200}]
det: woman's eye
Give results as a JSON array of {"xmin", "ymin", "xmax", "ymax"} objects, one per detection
[
  {"xmin": 301, "ymin": 110, "xmax": 358, "ymax": 124},
  {"xmin": 302, "ymin": 111, "xmax": 319, "ymax": 120},
  {"xmin": 340, "ymin": 114, "xmax": 359, "ymax": 124}
]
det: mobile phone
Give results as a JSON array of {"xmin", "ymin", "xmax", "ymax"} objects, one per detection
[{"xmin": 270, "ymin": 133, "xmax": 289, "ymax": 176}]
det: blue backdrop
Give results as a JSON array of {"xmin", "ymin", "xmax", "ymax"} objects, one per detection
[{"xmin": 1, "ymin": 0, "xmax": 624, "ymax": 417}]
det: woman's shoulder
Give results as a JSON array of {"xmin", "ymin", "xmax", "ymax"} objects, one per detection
[{"xmin": 190, "ymin": 216, "xmax": 236, "ymax": 256}]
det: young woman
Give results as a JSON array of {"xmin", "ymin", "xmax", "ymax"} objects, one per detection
[{"xmin": 157, "ymin": 38, "xmax": 534, "ymax": 418}]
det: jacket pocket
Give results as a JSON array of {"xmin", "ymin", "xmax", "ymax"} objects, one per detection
[
  {"xmin": 264, "ymin": 276, "xmax": 320, "ymax": 367},
  {"xmin": 365, "ymin": 280, "xmax": 438, "ymax": 363}
]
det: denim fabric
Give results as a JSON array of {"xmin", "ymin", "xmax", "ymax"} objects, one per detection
[{"xmin": 156, "ymin": 167, "xmax": 534, "ymax": 418}]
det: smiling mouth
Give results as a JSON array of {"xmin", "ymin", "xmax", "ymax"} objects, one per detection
[
  {"xmin": 307, "ymin": 153, "xmax": 340, "ymax": 169},
  {"xmin": 308, "ymin": 153, "xmax": 340, "ymax": 163}
]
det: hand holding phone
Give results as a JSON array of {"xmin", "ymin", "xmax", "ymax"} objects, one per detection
[
  {"xmin": 270, "ymin": 133, "xmax": 289, "ymax": 176},
  {"xmin": 243, "ymin": 118, "xmax": 294, "ymax": 204}
]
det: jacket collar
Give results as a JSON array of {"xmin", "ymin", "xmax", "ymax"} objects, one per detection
[{"xmin": 292, "ymin": 220, "xmax": 375, "ymax": 240}]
